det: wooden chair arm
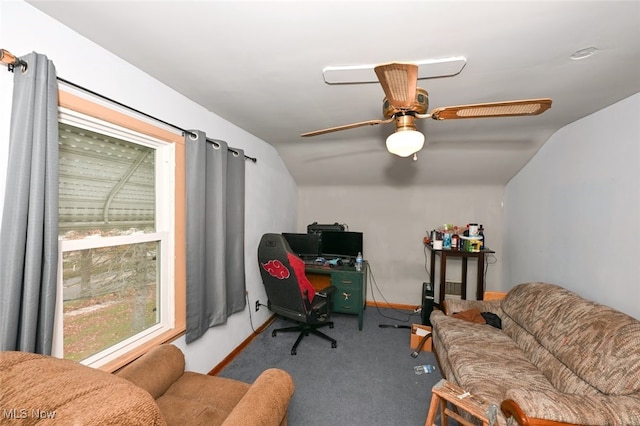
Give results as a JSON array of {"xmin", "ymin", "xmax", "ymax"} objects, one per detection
[{"xmin": 501, "ymin": 399, "xmax": 580, "ymax": 426}]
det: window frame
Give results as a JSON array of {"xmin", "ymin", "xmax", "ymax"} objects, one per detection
[{"xmin": 53, "ymin": 90, "xmax": 186, "ymax": 372}]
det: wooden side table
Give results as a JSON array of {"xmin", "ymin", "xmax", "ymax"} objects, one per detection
[
  {"xmin": 425, "ymin": 244, "xmax": 495, "ymax": 306},
  {"xmin": 425, "ymin": 379, "xmax": 498, "ymax": 426}
]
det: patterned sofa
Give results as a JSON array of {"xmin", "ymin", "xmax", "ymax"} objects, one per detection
[{"xmin": 430, "ymin": 282, "xmax": 640, "ymax": 426}]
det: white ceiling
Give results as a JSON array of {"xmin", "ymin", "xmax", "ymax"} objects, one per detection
[{"xmin": 28, "ymin": 1, "xmax": 640, "ymax": 186}]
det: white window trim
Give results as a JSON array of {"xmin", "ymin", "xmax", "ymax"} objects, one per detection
[{"xmin": 53, "ymin": 108, "xmax": 176, "ymax": 369}]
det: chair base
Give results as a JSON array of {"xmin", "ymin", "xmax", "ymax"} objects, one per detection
[{"xmin": 272, "ymin": 321, "xmax": 337, "ymax": 355}]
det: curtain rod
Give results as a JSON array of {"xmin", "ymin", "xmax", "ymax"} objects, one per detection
[
  {"xmin": 1, "ymin": 48, "xmax": 257, "ymax": 163},
  {"xmin": 1, "ymin": 49, "xmax": 28, "ymax": 72}
]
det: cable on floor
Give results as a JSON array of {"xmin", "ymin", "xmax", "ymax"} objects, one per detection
[{"xmin": 366, "ymin": 262, "xmax": 421, "ymax": 323}]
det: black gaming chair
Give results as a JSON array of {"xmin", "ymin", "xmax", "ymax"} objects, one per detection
[{"xmin": 257, "ymin": 233, "xmax": 337, "ymax": 355}]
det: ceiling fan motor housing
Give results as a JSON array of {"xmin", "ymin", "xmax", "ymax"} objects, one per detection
[{"xmin": 383, "ymin": 87, "xmax": 429, "ymax": 118}]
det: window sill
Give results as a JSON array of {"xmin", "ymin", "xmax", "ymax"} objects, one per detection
[{"xmin": 99, "ymin": 327, "xmax": 185, "ymax": 373}]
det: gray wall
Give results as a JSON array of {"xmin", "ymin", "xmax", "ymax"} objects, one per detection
[
  {"xmin": 0, "ymin": 0, "xmax": 298, "ymax": 373},
  {"xmin": 503, "ymin": 93, "xmax": 640, "ymax": 319},
  {"xmin": 298, "ymin": 185, "xmax": 505, "ymax": 305}
]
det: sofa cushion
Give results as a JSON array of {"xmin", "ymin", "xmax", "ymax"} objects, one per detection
[
  {"xmin": 433, "ymin": 315, "xmax": 556, "ymax": 404},
  {"xmin": 502, "ymin": 282, "xmax": 640, "ymax": 396},
  {"xmin": 504, "ymin": 388, "xmax": 640, "ymax": 425},
  {"xmin": 432, "ymin": 311, "xmax": 512, "ymax": 356},
  {"xmin": 501, "ymin": 314, "xmax": 602, "ymax": 395},
  {"xmin": 447, "ymin": 336, "xmax": 557, "ymax": 404}
]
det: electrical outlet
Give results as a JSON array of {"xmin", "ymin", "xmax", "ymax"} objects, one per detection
[{"xmin": 255, "ymin": 300, "xmax": 260, "ymax": 312}]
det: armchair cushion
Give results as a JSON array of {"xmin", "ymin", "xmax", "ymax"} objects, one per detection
[
  {"xmin": 0, "ymin": 351, "xmax": 165, "ymax": 425},
  {"xmin": 156, "ymin": 372, "xmax": 251, "ymax": 425}
]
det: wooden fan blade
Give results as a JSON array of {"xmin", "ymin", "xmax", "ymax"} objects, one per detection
[
  {"xmin": 430, "ymin": 98, "xmax": 552, "ymax": 120},
  {"xmin": 301, "ymin": 117, "xmax": 393, "ymax": 137},
  {"xmin": 374, "ymin": 63, "xmax": 418, "ymax": 109}
]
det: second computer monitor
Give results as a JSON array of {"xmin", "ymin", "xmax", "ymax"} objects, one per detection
[{"xmin": 320, "ymin": 231, "xmax": 363, "ymax": 258}]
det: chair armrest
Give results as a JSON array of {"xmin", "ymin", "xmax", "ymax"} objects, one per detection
[
  {"xmin": 117, "ymin": 344, "xmax": 185, "ymax": 399},
  {"xmin": 315, "ymin": 285, "xmax": 336, "ymax": 298},
  {"xmin": 502, "ymin": 389, "xmax": 640, "ymax": 426},
  {"xmin": 222, "ymin": 368, "xmax": 295, "ymax": 426}
]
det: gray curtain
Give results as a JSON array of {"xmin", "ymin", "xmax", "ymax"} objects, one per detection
[
  {"xmin": 185, "ymin": 131, "xmax": 246, "ymax": 343},
  {"xmin": 0, "ymin": 52, "xmax": 59, "ymax": 354}
]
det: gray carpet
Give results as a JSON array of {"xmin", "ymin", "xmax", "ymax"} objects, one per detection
[{"xmin": 217, "ymin": 306, "xmax": 443, "ymax": 426}]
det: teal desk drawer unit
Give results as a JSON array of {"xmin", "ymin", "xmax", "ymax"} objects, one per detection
[{"xmin": 305, "ymin": 262, "xmax": 367, "ymax": 330}]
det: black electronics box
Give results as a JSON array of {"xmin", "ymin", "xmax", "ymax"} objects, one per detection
[
  {"xmin": 307, "ymin": 222, "xmax": 345, "ymax": 234},
  {"xmin": 421, "ymin": 282, "xmax": 435, "ymax": 326}
]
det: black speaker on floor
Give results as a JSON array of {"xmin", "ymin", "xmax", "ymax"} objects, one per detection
[{"xmin": 421, "ymin": 282, "xmax": 435, "ymax": 326}]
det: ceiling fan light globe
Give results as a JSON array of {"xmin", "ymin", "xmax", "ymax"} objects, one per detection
[{"xmin": 386, "ymin": 130, "xmax": 425, "ymax": 157}]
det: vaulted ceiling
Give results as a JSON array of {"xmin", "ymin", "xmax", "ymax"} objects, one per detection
[{"xmin": 28, "ymin": 1, "xmax": 640, "ymax": 186}]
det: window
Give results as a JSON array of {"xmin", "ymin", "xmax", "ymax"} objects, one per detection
[{"xmin": 52, "ymin": 91, "xmax": 186, "ymax": 371}]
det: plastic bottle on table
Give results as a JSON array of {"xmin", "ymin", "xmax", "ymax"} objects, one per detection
[
  {"xmin": 413, "ymin": 364, "xmax": 436, "ymax": 375},
  {"xmin": 442, "ymin": 231, "xmax": 451, "ymax": 249},
  {"xmin": 451, "ymin": 226, "xmax": 460, "ymax": 251},
  {"xmin": 355, "ymin": 252, "xmax": 363, "ymax": 272}
]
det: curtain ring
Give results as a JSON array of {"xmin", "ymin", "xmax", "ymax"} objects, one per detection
[
  {"xmin": 7, "ymin": 60, "xmax": 27, "ymax": 74},
  {"xmin": 212, "ymin": 141, "xmax": 221, "ymax": 149},
  {"xmin": 231, "ymin": 150, "xmax": 239, "ymax": 157},
  {"xmin": 188, "ymin": 131, "xmax": 198, "ymax": 141}
]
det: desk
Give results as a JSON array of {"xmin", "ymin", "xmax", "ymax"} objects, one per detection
[
  {"xmin": 305, "ymin": 262, "xmax": 367, "ymax": 330},
  {"xmin": 425, "ymin": 245, "xmax": 495, "ymax": 307}
]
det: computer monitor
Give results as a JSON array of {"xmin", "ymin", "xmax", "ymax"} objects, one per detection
[
  {"xmin": 320, "ymin": 231, "xmax": 363, "ymax": 258},
  {"xmin": 282, "ymin": 233, "xmax": 320, "ymax": 258}
]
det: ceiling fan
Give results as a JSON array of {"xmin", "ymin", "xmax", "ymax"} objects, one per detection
[{"xmin": 301, "ymin": 62, "xmax": 552, "ymax": 157}]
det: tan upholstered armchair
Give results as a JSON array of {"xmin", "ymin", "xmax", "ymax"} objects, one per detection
[{"xmin": 1, "ymin": 344, "xmax": 295, "ymax": 426}]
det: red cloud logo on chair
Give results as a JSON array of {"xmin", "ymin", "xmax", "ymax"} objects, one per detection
[{"xmin": 262, "ymin": 260, "xmax": 290, "ymax": 279}]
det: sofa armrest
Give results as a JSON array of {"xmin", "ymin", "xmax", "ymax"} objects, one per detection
[
  {"xmin": 222, "ymin": 368, "xmax": 295, "ymax": 426},
  {"xmin": 442, "ymin": 298, "xmax": 503, "ymax": 316},
  {"xmin": 502, "ymin": 389, "xmax": 640, "ymax": 426},
  {"xmin": 117, "ymin": 344, "xmax": 185, "ymax": 399}
]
